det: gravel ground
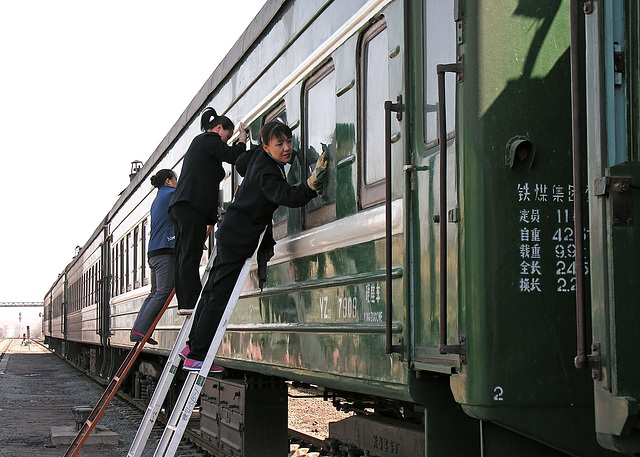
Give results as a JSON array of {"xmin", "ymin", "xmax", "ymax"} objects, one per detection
[
  {"xmin": 288, "ymin": 386, "xmax": 352, "ymax": 441},
  {"xmin": 0, "ymin": 338, "xmax": 132, "ymax": 456},
  {"xmin": 0, "ymin": 338, "xmax": 349, "ymax": 456},
  {"xmin": 0, "ymin": 338, "xmax": 200, "ymax": 457}
]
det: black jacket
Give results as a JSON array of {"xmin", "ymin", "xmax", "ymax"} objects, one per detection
[
  {"xmin": 170, "ymin": 132, "xmax": 245, "ymax": 218},
  {"xmin": 216, "ymin": 145, "xmax": 316, "ymax": 258}
]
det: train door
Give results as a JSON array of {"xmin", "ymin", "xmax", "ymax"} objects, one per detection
[
  {"xmin": 408, "ymin": 1, "xmax": 461, "ymax": 371},
  {"xmin": 357, "ymin": 2, "xmax": 406, "ymax": 360},
  {"xmin": 584, "ymin": 1, "xmax": 640, "ymax": 453},
  {"xmin": 97, "ymin": 226, "xmax": 111, "ymax": 347}
]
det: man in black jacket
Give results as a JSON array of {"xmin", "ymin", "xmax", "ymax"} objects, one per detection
[
  {"xmin": 169, "ymin": 107, "xmax": 247, "ymax": 314},
  {"xmin": 182, "ymin": 121, "xmax": 327, "ymax": 369}
]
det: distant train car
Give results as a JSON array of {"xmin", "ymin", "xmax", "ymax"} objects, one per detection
[{"xmin": 43, "ymin": 0, "xmax": 640, "ymax": 456}]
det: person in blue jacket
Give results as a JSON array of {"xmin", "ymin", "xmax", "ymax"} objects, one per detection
[
  {"xmin": 169, "ymin": 107, "xmax": 247, "ymax": 315},
  {"xmin": 130, "ymin": 169, "xmax": 178, "ymax": 345}
]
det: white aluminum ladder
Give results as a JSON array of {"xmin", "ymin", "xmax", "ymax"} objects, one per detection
[{"xmin": 128, "ymin": 231, "xmax": 264, "ymax": 457}]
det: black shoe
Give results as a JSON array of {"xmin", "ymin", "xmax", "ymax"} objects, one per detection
[{"xmin": 130, "ymin": 329, "xmax": 158, "ymax": 345}]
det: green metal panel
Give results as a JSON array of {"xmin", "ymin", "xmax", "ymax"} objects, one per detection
[
  {"xmin": 447, "ymin": 1, "xmax": 615, "ymax": 455},
  {"xmin": 221, "ymin": 236, "xmax": 411, "ymax": 399}
]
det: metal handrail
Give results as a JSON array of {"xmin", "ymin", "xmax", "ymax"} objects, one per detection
[
  {"xmin": 569, "ymin": 0, "xmax": 589, "ymax": 369},
  {"xmin": 384, "ymin": 98, "xmax": 403, "ymax": 357},
  {"xmin": 436, "ymin": 62, "xmax": 464, "ymax": 357}
]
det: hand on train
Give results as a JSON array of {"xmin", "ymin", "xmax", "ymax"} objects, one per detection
[
  {"xmin": 237, "ymin": 122, "xmax": 248, "ymax": 144},
  {"xmin": 307, "ymin": 152, "xmax": 328, "ymax": 191}
]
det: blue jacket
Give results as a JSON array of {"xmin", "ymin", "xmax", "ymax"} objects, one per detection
[{"xmin": 148, "ymin": 186, "xmax": 176, "ymax": 255}]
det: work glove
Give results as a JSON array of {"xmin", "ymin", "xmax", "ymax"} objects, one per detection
[
  {"xmin": 307, "ymin": 152, "xmax": 328, "ymax": 191},
  {"xmin": 236, "ymin": 122, "xmax": 248, "ymax": 144}
]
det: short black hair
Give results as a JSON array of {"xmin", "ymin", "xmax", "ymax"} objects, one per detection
[{"xmin": 260, "ymin": 121, "xmax": 292, "ymax": 145}]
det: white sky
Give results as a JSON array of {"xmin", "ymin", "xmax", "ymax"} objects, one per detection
[{"xmin": 0, "ymin": 0, "xmax": 268, "ymax": 302}]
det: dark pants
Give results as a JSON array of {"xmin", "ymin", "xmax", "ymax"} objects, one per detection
[
  {"xmin": 132, "ymin": 253, "xmax": 174, "ymax": 335},
  {"xmin": 170, "ymin": 202, "xmax": 209, "ymax": 311},
  {"xmin": 187, "ymin": 243, "xmax": 246, "ymax": 361}
]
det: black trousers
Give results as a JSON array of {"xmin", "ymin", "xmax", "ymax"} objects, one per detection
[
  {"xmin": 170, "ymin": 202, "xmax": 210, "ymax": 311},
  {"xmin": 187, "ymin": 243, "xmax": 246, "ymax": 361}
]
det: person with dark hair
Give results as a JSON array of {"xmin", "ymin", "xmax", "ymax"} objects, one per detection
[
  {"xmin": 130, "ymin": 169, "xmax": 178, "ymax": 345},
  {"xmin": 169, "ymin": 107, "xmax": 247, "ymax": 315},
  {"xmin": 181, "ymin": 121, "xmax": 327, "ymax": 370}
]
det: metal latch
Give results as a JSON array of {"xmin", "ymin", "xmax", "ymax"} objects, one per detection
[
  {"xmin": 589, "ymin": 343, "xmax": 602, "ymax": 381},
  {"xmin": 594, "ymin": 176, "xmax": 635, "ymax": 226},
  {"xmin": 581, "ymin": 0, "xmax": 595, "ymax": 14},
  {"xmin": 614, "ymin": 43, "xmax": 624, "ymax": 86}
]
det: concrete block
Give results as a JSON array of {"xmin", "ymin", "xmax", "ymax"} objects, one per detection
[{"xmin": 50, "ymin": 425, "xmax": 119, "ymax": 445}]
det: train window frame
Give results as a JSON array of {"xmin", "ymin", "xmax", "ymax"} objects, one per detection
[
  {"xmin": 119, "ymin": 239, "xmax": 125, "ymax": 295},
  {"xmin": 133, "ymin": 226, "xmax": 140, "ymax": 289},
  {"xmin": 142, "ymin": 219, "xmax": 149, "ymax": 286},
  {"xmin": 303, "ymin": 60, "xmax": 337, "ymax": 228},
  {"xmin": 358, "ymin": 17, "xmax": 389, "ymax": 209},
  {"xmin": 264, "ymin": 102, "xmax": 287, "ymax": 124},
  {"xmin": 422, "ymin": 0, "xmax": 457, "ymax": 150},
  {"xmin": 126, "ymin": 233, "xmax": 132, "ymax": 292},
  {"xmin": 91, "ymin": 264, "xmax": 95, "ymax": 306},
  {"xmin": 112, "ymin": 246, "xmax": 117, "ymax": 297}
]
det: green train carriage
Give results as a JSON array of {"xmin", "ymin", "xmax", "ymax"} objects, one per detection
[{"xmin": 212, "ymin": 0, "xmax": 633, "ymax": 455}]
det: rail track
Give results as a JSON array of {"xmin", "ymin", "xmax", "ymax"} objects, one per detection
[{"xmin": 0, "ymin": 338, "xmax": 330, "ymax": 456}]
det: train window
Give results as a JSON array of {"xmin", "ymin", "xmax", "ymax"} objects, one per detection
[
  {"xmin": 423, "ymin": 1, "xmax": 456, "ymax": 147},
  {"xmin": 92, "ymin": 264, "xmax": 96, "ymax": 305},
  {"xmin": 111, "ymin": 247, "xmax": 116, "ymax": 296},
  {"xmin": 90, "ymin": 265, "xmax": 94, "ymax": 306},
  {"xmin": 303, "ymin": 62, "xmax": 337, "ymax": 227},
  {"xmin": 133, "ymin": 226, "xmax": 139, "ymax": 288},
  {"xmin": 120, "ymin": 239, "xmax": 125, "ymax": 295},
  {"xmin": 126, "ymin": 233, "xmax": 132, "ymax": 292},
  {"xmin": 141, "ymin": 220, "xmax": 148, "ymax": 286},
  {"xmin": 265, "ymin": 105, "xmax": 287, "ymax": 125},
  {"xmin": 359, "ymin": 18, "xmax": 388, "ymax": 208},
  {"xmin": 113, "ymin": 246, "xmax": 118, "ymax": 297},
  {"xmin": 96, "ymin": 263, "xmax": 100, "ymax": 304}
]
